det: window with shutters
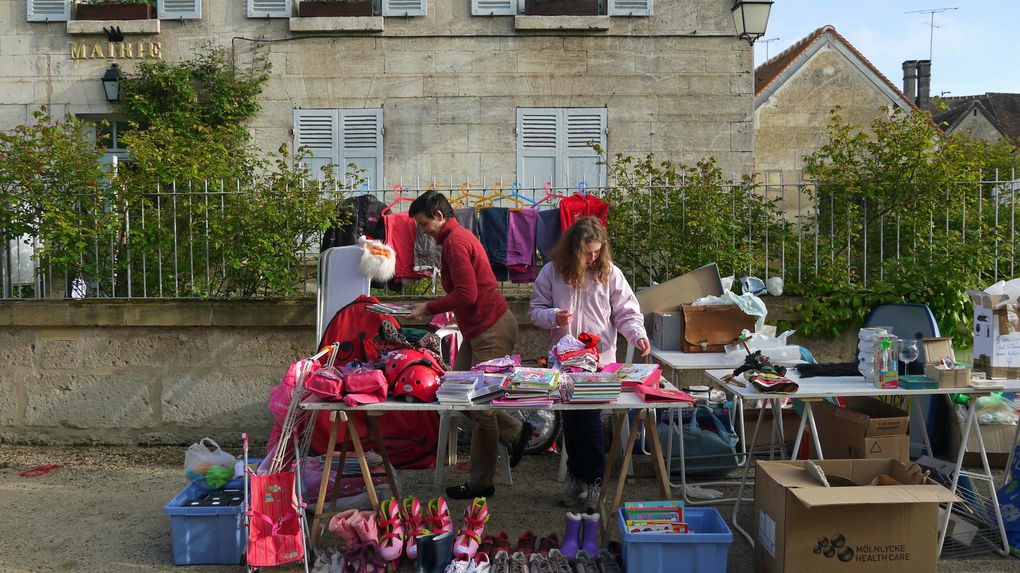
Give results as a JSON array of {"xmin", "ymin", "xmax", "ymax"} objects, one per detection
[
  {"xmin": 247, "ymin": 0, "xmax": 291, "ymax": 18},
  {"xmin": 293, "ymin": 109, "xmax": 384, "ymax": 186},
  {"xmin": 31, "ymin": 1, "xmax": 203, "ymax": 22},
  {"xmin": 27, "ymin": 0, "xmax": 70, "ymax": 22},
  {"xmin": 80, "ymin": 117, "xmax": 132, "ymax": 166},
  {"xmin": 517, "ymin": 108, "xmax": 606, "ymax": 189},
  {"xmin": 501, "ymin": 0, "xmax": 651, "ymax": 16},
  {"xmin": 382, "ymin": 0, "xmax": 426, "ymax": 17},
  {"xmin": 158, "ymin": 0, "xmax": 202, "ymax": 20}
]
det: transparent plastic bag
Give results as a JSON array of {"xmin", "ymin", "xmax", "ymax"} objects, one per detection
[{"xmin": 184, "ymin": 437, "xmax": 236, "ymax": 489}]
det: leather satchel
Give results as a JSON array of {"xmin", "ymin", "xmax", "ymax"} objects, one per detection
[{"xmin": 679, "ymin": 304, "xmax": 756, "ymax": 353}]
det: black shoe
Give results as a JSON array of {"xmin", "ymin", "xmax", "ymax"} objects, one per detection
[
  {"xmin": 508, "ymin": 421, "xmax": 534, "ymax": 469},
  {"xmin": 446, "ymin": 482, "xmax": 495, "ymax": 500}
]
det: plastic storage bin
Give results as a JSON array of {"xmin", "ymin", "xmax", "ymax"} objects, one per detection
[
  {"xmin": 165, "ymin": 479, "xmax": 246, "ymax": 565},
  {"xmin": 617, "ymin": 507, "xmax": 733, "ymax": 573}
]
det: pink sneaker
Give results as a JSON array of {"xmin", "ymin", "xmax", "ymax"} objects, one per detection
[
  {"xmin": 453, "ymin": 497, "xmax": 490, "ymax": 561},
  {"xmin": 377, "ymin": 498, "xmax": 405, "ymax": 563},
  {"xmin": 425, "ymin": 497, "xmax": 453, "ymax": 535},
  {"xmin": 400, "ymin": 496, "xmax": 425, "ymax": 560}
]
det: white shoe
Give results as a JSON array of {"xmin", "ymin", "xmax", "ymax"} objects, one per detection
[
  {"xmin": 445, "ymin": 558, "xmax": 471, "ymax": 573},
  {"xmin": 584, "ymin": 479, "xmax": 602, "ymax": 513},
  {"xmin": 557, "ymin": 478, "xmax": 586, "ymax": 506},
  {"xmin": 468, "ymin": 552, "xmax": 491, "ymax": 573}
]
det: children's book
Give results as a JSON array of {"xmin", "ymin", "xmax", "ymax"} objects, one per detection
[{"xmin": 603, "ymin": 363, "xmax": 661, "ymax": 388}]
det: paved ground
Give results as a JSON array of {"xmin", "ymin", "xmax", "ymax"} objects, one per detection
[{"xmin": 0, "ymin": 444, "xmax": 1015, "ymax": 572}]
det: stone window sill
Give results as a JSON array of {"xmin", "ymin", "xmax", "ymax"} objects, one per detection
[
  {"xmin": 289, "ymin": 16, "xmax": 384, "ymax": 33},
  {"xmin": 514, "ymin": 15, "xmax": 610, "ymax": 31},
  {"xmin": 67, "ymin": 19, "xmax": 161, "ymax": 35}
]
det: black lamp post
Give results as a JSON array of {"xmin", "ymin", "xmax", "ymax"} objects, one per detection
[
  {"xmin": 102, "ymin": 63, "xmax": 121, "ymax": 102},
  {"xmin": 731, "ymin": 0, "xmax": 774, "ymax": 45}
]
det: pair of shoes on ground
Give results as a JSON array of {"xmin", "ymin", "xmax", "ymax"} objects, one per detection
[
  {"xmin": 327, "ymin": 509, "xmax": 386, "ymax": 573},
  {"xmin": 573, "ymin": 549, "xmax": 623, "ymax": 573},
  {"xmin": 447, "ymin": 422, "xmax": 534, "ymax": 501},
  {"xmin": 376, "ymin": 496, "xmax": 454, "ymax": 565},
  {"xmin": 556, "ymin": 478, "xmax": 602, "ymax": 514},
  {"xmin": 480, "ymin": 530, "xmax": 558, "ymax": 560},
  {"xmin": 560, "ymin": 512, "xmax": 599, "ymax": 561}
]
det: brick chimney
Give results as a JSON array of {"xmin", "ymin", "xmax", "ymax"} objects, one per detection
[
  {"xmin": 916, "ymin": 60, "xmax": 932, "ymax": 110},
  {"xmin": 902, "ymin": 60, "xmax": 918, "ymax": 104}
]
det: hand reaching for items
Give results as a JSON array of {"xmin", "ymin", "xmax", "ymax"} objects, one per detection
[
  {"xmin": 635, "ymin": 338, "xmax": 650, "ymax": 356},
  {"xmin": 406, "ymin": 303, "xmax": 430, "ymax": 321},
  {"xmin": 555, "ymin": 310, "xmax": 573, "ymax": 327}
]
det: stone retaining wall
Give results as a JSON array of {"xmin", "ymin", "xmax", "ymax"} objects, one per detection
[{"xmin": 0, "ymin": 297, "xmax": 850, "ymax": 446}]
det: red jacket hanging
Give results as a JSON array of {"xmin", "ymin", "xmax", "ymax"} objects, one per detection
[{"xmin": 559, "ymin": 193, "xmax": 609, "ymax": 229}]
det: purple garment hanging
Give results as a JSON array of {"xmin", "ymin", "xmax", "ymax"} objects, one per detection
[{"xmin": 506, "ymin": 209, "xmax": 539, "ymax": 283}]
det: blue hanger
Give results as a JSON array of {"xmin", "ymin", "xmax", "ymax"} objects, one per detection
[
  {"xmin": 577, "ymin": 181, "xmax": 588, "ymax": 197},
  {"xmin": 508, "ymin": 182, "xmax": 539, "ymax": 208},
  {"xmin": 357, "ymin": 182, "xmax": 369, "ymax": 196}
]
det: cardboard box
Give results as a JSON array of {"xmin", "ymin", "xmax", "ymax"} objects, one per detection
[
  {"xmin": 946, "ymin": 398, "xmax": 1017, "ymax": 468},
  {"xmin": 754, "ymin": 459, "xmax": 959, "ymax": 573},
  {"xmin": 651, "ymin": 311, "xmax": 683, "ymax": 351},
  {"xmin": 636, "ymin": 264, "xmax": 723, "ymax": 336},
  {"xmin": 813, "ymin": 397, "xmax": 910, "ymax": 462},
  {"xmin": 921, "ymin": 337, "xmax": 972, "ymax": 388},
  {"xmin": 967, "ymin": 289, "xmax": 1020, "ymax": 378}
]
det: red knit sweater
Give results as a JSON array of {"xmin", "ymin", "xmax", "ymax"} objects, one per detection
[{"xmin": 425, "ymin": 218, "xmax": 509, "ymax": 340}]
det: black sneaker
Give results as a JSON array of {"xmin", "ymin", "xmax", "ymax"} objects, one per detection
[
  {"xmin": 446, "ymin": 482, "xmax": 496, "ymax": 500},
  {"xmin": 508, "ymin": 421, "xmax": 534, "ymax": 469}
]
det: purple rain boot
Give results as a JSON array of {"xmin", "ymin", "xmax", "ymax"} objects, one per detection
[
  {"xmin": 560, "ymin": 512, "xmax": 582, "ymax": 560},
  {"xmin": 580, "ymin": 513, "xmax": 600, "ymax": 558}
]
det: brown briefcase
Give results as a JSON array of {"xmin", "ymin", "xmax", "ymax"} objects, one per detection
[{"xmin": 679, "ymin": 304, "xmax": 756, "ymax": 353}]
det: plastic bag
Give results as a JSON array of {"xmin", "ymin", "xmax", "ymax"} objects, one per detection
[
  {"xmin": 996, "ymin": 444, "xmax": 1020, "ymax": 556},
  {"xmin": 184, "ymin": 437, "xmax": 236, "ymax": 489}
]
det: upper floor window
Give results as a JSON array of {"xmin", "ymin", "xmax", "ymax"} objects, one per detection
[
  {"xmin": 471, "ymin": 0, "xmax": 651, "ymax": 16},
  {"xmin": 27, "ymin": 0, "xmax": 202, "ymax": 22},
  {"xmin": 294, "ymin": 109, "xmax": 384, "ymax": 186},
  {"xmin": 517, "ymin": 108, "xmax": 606, "ymax": 189},
  {"xmin": 249, "ymin": 0, "xmax": 428, "ymax": 18}
]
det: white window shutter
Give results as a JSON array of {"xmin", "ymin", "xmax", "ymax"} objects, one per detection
[
  {"xmin": 27, "ymin": 0, "xmax": 70, "ymax": 22},
  {"xmin": 294, "ymin": 109, "xmax": 340, "ymax": 181},
  {"xmin": 247, "ymin": 0, "xmax": 291, "ymax": 18},
  {"xmin": 383, "ymin": 0, "xmax": 426, "ymax": 17},
  {"xmin": 517, "ymin": 108, "xmax": 561, "ymax": 189},
  {"xmin": 159, "ymin": 0, "xmax": 201, "ymax": 20},
  {"xmin": 472, "ymin": 0, "xmax": 514, "ymax": 16},
  {"xmin": 564, "ymin": 108, "xmax": 607, "ymax": 188},
  {"xmin": 608, "ymin": 0, "xmax": 652, "ymax": 16},
  {"xmin": 339, "ymin": 109, "xmax": 383, "ymax": 188}
]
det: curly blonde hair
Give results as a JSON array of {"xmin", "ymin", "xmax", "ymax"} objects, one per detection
[{"xmin": 549, "ymin": 217, "xmax": 612, "ymax": 289}]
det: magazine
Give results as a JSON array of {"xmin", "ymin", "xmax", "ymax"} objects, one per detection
[{"xmin": 366, "ymin": 303, "xmax": 413, "ymax": 316}]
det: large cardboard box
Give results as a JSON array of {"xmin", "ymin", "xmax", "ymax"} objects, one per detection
[
  {"xmin": 967, "ymin": 289, "xmax": 1020, "ymax": 378},
  {"xmin": 813, "ymin": 397, "xmax": 910, "ymax": 462},
  {"xmin": 754, "ymin": 459, "xmax": 959, "ymax": 573},
  {"xmin": 636, "ymin": 263, "xmax": 723, "ymax": 336}
]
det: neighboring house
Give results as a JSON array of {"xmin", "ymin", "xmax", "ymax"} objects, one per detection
[
  {"xmin": 2, "ymin": 0, "xmax": 756, "ymax": 189},
  {"xmin": 752, "ymin": 25, "xmax": 917, "ymax": 216},
  {"xmin": 933, "ymin": 93, "xmax": 1020, "ymax": 144}
]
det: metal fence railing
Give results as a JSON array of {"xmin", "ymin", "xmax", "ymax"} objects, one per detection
[{"xmin": 3, "ymin": 174, "xmax": 1019, "ymax": 300}]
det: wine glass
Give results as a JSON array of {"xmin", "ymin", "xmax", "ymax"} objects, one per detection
[{"xmin": 898, "ymin": 339, "xmax": 920, "ymax": 375}]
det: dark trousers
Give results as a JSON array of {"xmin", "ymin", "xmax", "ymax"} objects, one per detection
[{"xmin": 562, "ymin": 410, "xmax": 606, "ymax": 484}]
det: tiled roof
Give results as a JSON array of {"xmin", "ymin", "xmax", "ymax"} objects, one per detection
[
  {"xmin": 934, "ymin": 93, "xmax": 1020, "ymax": 141},
  {"xmin": 754, "ymin": 25, "xmax": 918, "ymax": 111}
]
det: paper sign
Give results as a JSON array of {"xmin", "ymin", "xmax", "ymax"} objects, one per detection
[{"xmin": 991, "ymin": 334, "xmax": 1020, "ymax": 367}]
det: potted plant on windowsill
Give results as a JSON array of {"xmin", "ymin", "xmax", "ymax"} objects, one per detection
[
  {"xmin": 76, "ymin": 0, "xmax": 154, "ymax": 21},
  {"xmin": 299, "ymin": 0, "xmax": 375, "ymax": 17},
  {"xmin": 523, "ymin": 0, "xmax": 599, "ymax": 16}
]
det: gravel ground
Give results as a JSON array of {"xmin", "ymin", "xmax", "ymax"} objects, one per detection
[{"xmin": 0, "ymin": 445, "xmax": 1015, "ymax": 572}]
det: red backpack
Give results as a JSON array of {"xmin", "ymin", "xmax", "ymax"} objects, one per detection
[{"xmin": 312, "ymin": 295, "xmax": 439, "ymax": 469}]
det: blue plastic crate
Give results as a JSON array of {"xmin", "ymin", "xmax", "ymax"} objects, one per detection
[
  {"xmin": 617, "ymin": 507, "xmax": 733, "ymax": 573},
  {"xmin": 165, "ymin": 479, "xmax": 246, "ymax": 565}
]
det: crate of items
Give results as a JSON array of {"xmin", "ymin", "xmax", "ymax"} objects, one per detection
[
  {"xmin": 922, "ymin": 337, "xmax": 972, "ymax": 388},
  {"xmin": 617, "ymin": 506, "xmax": 733, "ymax": 573},
  {"xmin": 164, "ymin": 478, "xmax": 246, "ymax": 565}
]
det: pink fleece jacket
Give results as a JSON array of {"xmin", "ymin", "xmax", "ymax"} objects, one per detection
[{"xmin": 529, "ymin": 263, "xmax": 647, "ymax": 367}]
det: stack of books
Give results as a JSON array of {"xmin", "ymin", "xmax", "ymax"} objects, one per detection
[
  {"xmin": 366, "ymin": 303, "xmax": 412, "ymax": 316},
  {"xmin": 436, "ymin": 371, "xmax": 506, "ymax": 405},
  {"xmin": 560, "ymin": 372, "xmax": 621, "ymax": 403},
  {"xmin": 490, "ymin": 367, "xmax": 560, "ymax": 408},
  {"xmin": 623, "ymin": 500, "xmax": 688, "ymax": 534},
  {"xmin": 603, "ymin": 363, "xmax": 661, "ymax": 390}
]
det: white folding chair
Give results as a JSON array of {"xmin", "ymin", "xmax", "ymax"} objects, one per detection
[{"xmin": 316, "ymin": 246, "xmax": 370, "ymax": 343}]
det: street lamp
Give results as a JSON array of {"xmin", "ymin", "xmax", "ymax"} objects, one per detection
[
  {"xmin": 731, "ymin": 0, "xmax": 774, "ymax": 45},
  {"xmin": 102, "ymin": 63, "xmax": 121, "ymax": 102}
]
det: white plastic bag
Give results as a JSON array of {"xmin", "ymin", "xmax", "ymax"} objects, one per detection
[{"xmin": 184, "ymin": 437, "xmax": 236, "ymax": 488}]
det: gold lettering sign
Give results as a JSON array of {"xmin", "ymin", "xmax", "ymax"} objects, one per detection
[{"xmin": 70, "ymin": 42, "xmax": 162, "ymax": 61}]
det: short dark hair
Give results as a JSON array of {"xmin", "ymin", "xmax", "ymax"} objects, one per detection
[{"xmin": 408, "ymin": 190, "xmax": 454, "ymax": 220}]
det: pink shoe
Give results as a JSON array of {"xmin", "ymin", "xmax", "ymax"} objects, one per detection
[
  {"xmin": 401, "ymin": 496, "xmax": 425, "ymax": 560},
  {"xmin": 353, "ymin": 511, "xmax": 379, "ymax": 549},
  {"xmin": 328, "ymin": 509, "xmax": 360, "ymax": 549},
  {"xmin": 425, "ymin": 497, "xmax": 453, "ymax": 535},
  {"xmin": 376, "ymin": 498, "xmax": 405, "ymax": 563},
  {"xmin": 453, "ymin": 497, "xmax": 490, "ymax": 561}
]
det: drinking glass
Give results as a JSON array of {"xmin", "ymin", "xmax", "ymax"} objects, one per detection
[{"xmin": 898, "ymin": 339, "xmax": 920, "ymax": 375}]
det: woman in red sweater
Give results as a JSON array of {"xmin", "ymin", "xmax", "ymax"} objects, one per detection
[{"xmin": 407, "ymin": 191, "xmax": 532, "ymax": 499}]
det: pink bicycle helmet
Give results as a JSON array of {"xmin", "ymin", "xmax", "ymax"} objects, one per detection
[{"xmin": 384, "ymin": 350, "xmax": 444, "ymax": 403}]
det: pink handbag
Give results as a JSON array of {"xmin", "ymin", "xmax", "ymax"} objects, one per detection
[
  {"xmin": 342, "ymin": 369, "xmax": 388, "ymax": 406},
  {"xmin": 305, "ymin": 351, "xmax": 345, "ymax": 400}
]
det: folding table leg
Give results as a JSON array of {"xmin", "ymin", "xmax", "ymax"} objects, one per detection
[
  {"xmin": 732, "ymin": 403, "xmax": 769, "ymax": 546},
  {"xmin": 598, "ymin": 413, "xmax": 627, "ymax": 536},
  {"xmin": 365, "ymin": 413, "xmax": 401, "ymax": 500},
  {"xmin": 608, "ymin": 414, "xmax": 644, "ymax": 527},
  {"xmin": 311, "ymin": 411, "xmax": 343, "ymax": 546},
  {"xmin": 643, "ymin": 409, "xmax": 671, "ymax": 499},
  {"xmin": 344, "ymin": 412, "xmax": 381, "ymax": 513},
  {"xmin": 790, "ymin": 399, "xmax": 821, "ymax": 460}
]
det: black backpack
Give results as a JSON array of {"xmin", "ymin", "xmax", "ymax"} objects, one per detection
[{"xmin": 321, "ymin": 194, "xmax": 387, "ymax": 250}]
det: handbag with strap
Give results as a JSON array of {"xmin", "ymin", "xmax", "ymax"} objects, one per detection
[{"xmin": 679, "ymin": 304, "xmax": 756, "ymax": 353}]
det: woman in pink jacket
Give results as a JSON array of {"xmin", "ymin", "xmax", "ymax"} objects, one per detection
[{"xmin": 529, "ymin": 216, "xmax": 650, "ymax": 511}]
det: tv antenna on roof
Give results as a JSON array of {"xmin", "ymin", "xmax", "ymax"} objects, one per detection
[
  {"xmin": 904, "ymin": 7, "xmax": 958, "ymax": 62},
  {"xmin": 759, "ymin": 37, "xmax": 781, "ymax": 60}
]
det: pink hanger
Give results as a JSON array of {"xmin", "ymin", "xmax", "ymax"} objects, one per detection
[
  {"xmin": 383, "ymin": 184, "xmax": 413, "ymax": 214},
  {"xmin": 536, "ymin": 181, "xmax": 568, "ymax": 206}
]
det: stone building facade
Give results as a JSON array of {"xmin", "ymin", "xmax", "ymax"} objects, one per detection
[{"xmin": 3, "ymin": 0, "xmax": 755, "ymax": 187}]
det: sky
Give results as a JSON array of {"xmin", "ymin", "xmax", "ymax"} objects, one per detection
[{"xmin": 754, "ymin": 0, "xmax": 1020, "ymax": 97}]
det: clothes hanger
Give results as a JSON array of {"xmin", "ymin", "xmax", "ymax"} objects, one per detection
[
  {"xmin": 508, "ymin": 182, "xmax": 540, "ymax": 208},
  {"xmin": 383, "ymin": 183, "xmax": 413, "ymax": 214},
  {"xmin": 478, "ymin": 182, "xmax": 523, "ymax": 209},
  {"xmin": 576, "ymin": 181, "xmax": 589, "ymax": 198},
  {"xmin": 536, "ymin": 181, "xmax": 568, "ymax": 206},
  {"xmin": 450, "ymin": 182, "xmax": 490, "ymax": 209}
]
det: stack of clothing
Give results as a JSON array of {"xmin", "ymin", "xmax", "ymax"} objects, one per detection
[
  {"xmin": 471, "ymin": 354, "xmax": 520, "ymax": 374},
  {"xmin": 490, "ymin": 367, "xmax": 560, "ymax": 408},
  {"xmin": 436, "ymin": 371, "xmax": 506, "ymax": 405},
  {"xmin": 550, "ymin": 333, "xmax": 601, "ymax": 373},
  {"xmin": 559, "ymin": 371, "xmax": 621, "ymax": 404}
]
